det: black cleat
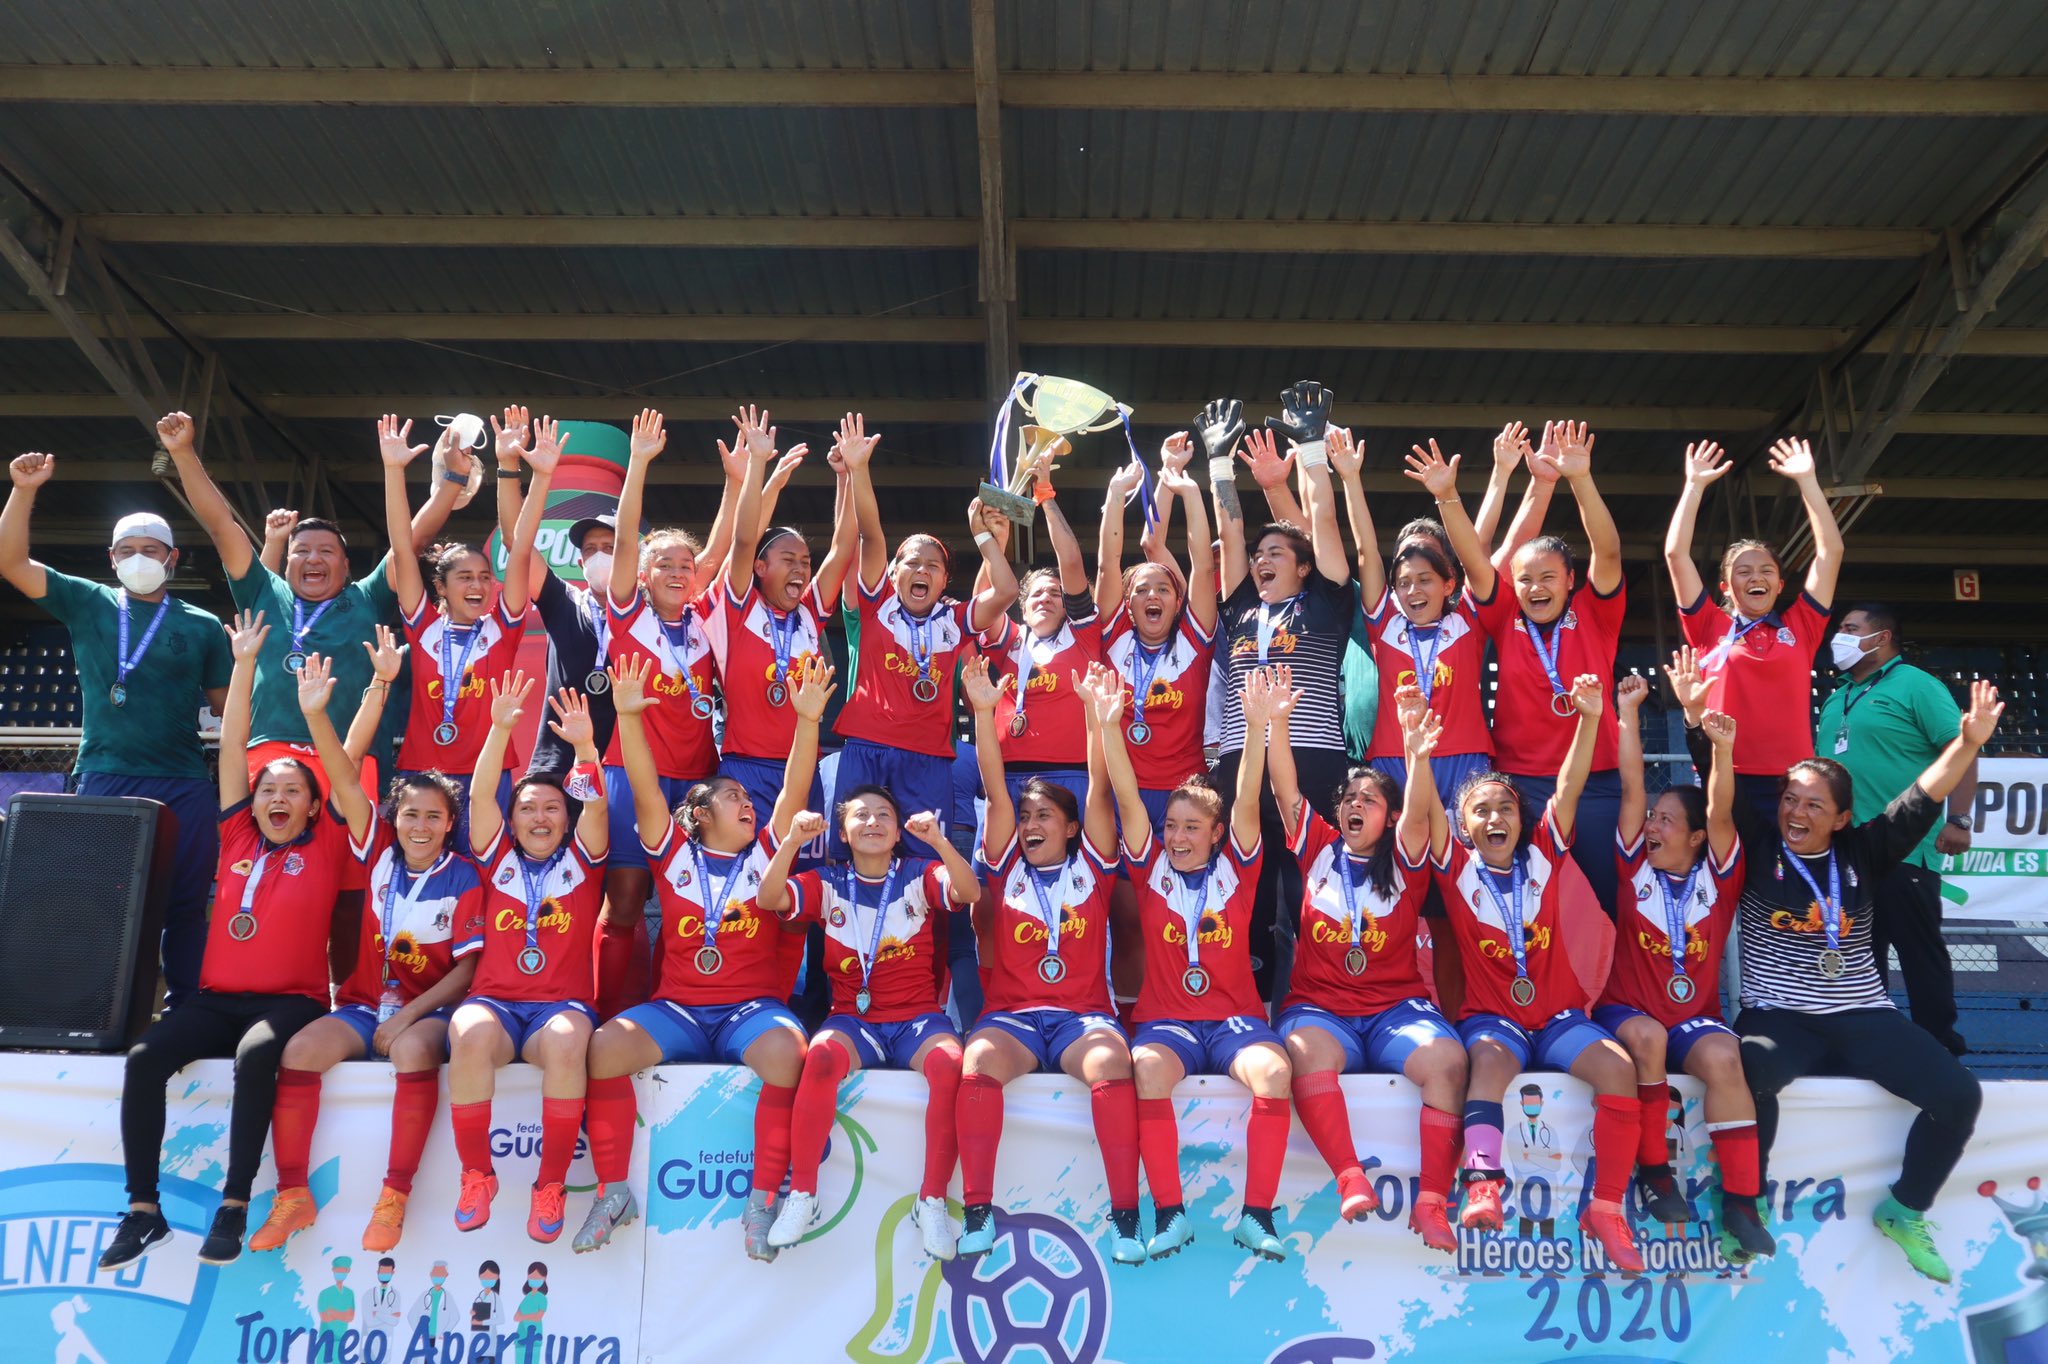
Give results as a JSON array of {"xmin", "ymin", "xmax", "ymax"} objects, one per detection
[
  {"xmin": 1635, "ymin": 1164, "xmax": 1692, "ymax": 1224},
  {"xmin": 1718, "ymin": 1193, "xmax": 1778, "ymax": 1265}
]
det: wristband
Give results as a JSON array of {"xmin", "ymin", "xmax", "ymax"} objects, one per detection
[
  {"xmin": 1207, "ymin": 456, "xmax": 1236, "ymax": 486},
  {"xmin": 1294, "ymin": 440, "xmax": 1329, "ymax": 469},
  {"xmin": 1435, "ymin": 497, "xmax": 1460, "ymax": 507},
  {"xmin": 441, "ymin": 470, "xmax": 470, "ymax": 488},
  {"xmin": 973, "ymin": 530, "xmax": 996, "ymax": 549},
  {"xmin": 1945, "ymin": 814, "xmax": 1971, "ymax": 829},
  {"xmin": 566, "ymin": 760, "xmax": 603, "ymax": 804},
  {"xmin": 494, "ymin": 462, "xmax": 519, "ymax": 477}
]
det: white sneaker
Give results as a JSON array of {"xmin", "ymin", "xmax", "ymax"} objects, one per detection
[
  {"xmin": 766, "ymin": 1191, "xmax": 818, "ymax": 1249},
  {"xmin": 913, "ymin": 1195, "xmax": 959, "ymax": 1261}
]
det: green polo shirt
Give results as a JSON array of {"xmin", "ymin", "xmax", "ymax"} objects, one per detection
[
  {"xmin": 1813, "ymin": 657, "xmax": 1961, "ymax": 870},
  {"xmin": 226, "ymin": 556, "xmax": 397, "ymax": 764},
  {"xmin": 35, "ymin": 570, "xmax": 234, "ymax": 779}
]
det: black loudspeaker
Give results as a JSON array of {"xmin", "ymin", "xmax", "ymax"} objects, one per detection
[{"xmin": 0, "ymin": 793, "xmax": 175, "ymax": 1050}]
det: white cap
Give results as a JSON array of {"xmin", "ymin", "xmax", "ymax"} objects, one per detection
[{"xmin": 110, "ymin": 512, "xmax": 175, "ymax": 549}]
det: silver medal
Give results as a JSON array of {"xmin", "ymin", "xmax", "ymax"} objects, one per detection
[
  {"xmin": 1037, "ymin": 955, "xmax": 1067, "ymax": 985},
  {"xmin": 1509, "ymin": 975, "xmax": 1536, "ymax": 1007}
]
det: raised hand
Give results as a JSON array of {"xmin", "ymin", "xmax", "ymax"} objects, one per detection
[
  {"xmin": 1683, "ymin": 440, "xmax": 1731, "ymax": 488},
  {"xmin": 763, "ymin": 446, "xmax": 808, "ymax": 497},
  {"xmin": 971, "ymin": 497, "xmax": 1013, "ymax": 549},
  {"xmin": 9, "ymin": 452, "xmax": 54, "ymax": 489},
  {"xmin": 1266, "ymin": 662, "xmax": 1303, "ymax": 722},
  {"xmin": 1076, "ymin": 663, "xmax": 1124, "ymax": 729},
  {"xmin": 377, "ymin": 414, "xmax": 428, "ymax": 468},
  {"xmin": 1570, "ymin": 672, "xmax": 1604, "ymax": 718},
  {"xmin": 1266, "ymin": 380, "xmax": 1332, "ymax": 448},
  {"xmin": 1193, "ymin": 398, "xmax": 1246, "ymax": 465},
  {"xmin": 630, "ymin": 408, "xmax": 668, "ymax": 463},
  {"xmin": 833, "ymin": 412, "xmax": 879, "ymax": 471},
  {"xmin": 1961, "ymin": 680, "xmax": 2005, "ymax": 748},
  {"xmin": 1493, "ymin": 421, "xmax": 1532, "ymax": 475},
  {"xmin": 609, "ymin": 654, "xmax": 658, "ymax": 717},
  {"xmin": 1701, "ymin": 709, "xmax": 1737, "ymax": 748},
  {"xmin": 1663, "ymin": 645, "xmax": 1712, "ymax": 720},
  {"xmin": 436, "ymin": 423, "xmax": 476, "ymax": 480},
  {"xmin": 365, "ymin": 623, "xmax": 404, "ymax": 684},
  {"xmin": 263, "ymin": 507, "xmax": 298, "ymax": 546},
  {"xmin": 1552, "ymin": 420, "xmax": 1594, "ymax": 481},
  {"xmin": 1240, "ymin": 666, "xmax": 1279, "ymax": 726},
  {"xmin": 960, "ymin": 655, "xmax": 1011, "ymax": 713},
  {"xmin": 1160, "ymin": 430, "xmax": 1194, "ymax": 475},
  {"xmin": 488, "ymin": 671, "xmax": 535, "ymax": 730},
  {"xmin": 228, "ymin": 609, "xmax": 269, "ymax": 662},
  {"xmin": 526, "ymin": 415, "xmax": 566, "ymax": 475},
  {"xmin": 1403, "ymin": 439, "xmax": 1461, "ymax": 499},
  {"xmin": 1105, "ymin": 457, "xmax": 1144, "ymax": 503},
  {"xmin": 1328, "ymin": 426, "xmax": 1362, "ymax": 479},
  {"xmin": 790, "ymin": 655, "xmax": 836, "ymax": 722},
  {"xmin": 1404, "ymin": 706, "xmax": 1444, "ymax": 760},
  {"xmin": 1614, "ymin": 673, "xmax": 1649, "ymax": 716},
  {"xmin": 788, "ymin": 809, "xmax": 829, "ymax": 846},
  {"xmin": 1767, "ymin": 436, "xmax": 1816, "ymax": 485},
  {"xmin": 1393, "ymin": 681, "xmax": 1429, "ymax": 735},
  {"xmin": 904, "ymin": 810, "xmax": 943, "ymax": 844},
  {"xmin": 733, "ymin": 404, "xmax": 775, "ymax": 463},
  {"xmin": 491, "ymin": 405, "xmax": 531, "ymax": 467},
  {"xmin": 156, "ymin": 412, "xmax": 196, "ymax": 457},
  {"xmin": 545, "ymin": 687, "xmax": 595, "ymax": 748},
  {"xmin": 1237, "ymin": 427, "xmax": 1294, "ymax": 490},
  {"xmin": 1158, "ymin": 464, "xmax": 1199, "ymax": 500},
  {"xmin": 294, "ymin": 652, "xmax": 336, "ymax": 715}
]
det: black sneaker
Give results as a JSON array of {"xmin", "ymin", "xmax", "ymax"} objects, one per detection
[
  {"xmin": 197, "ymin": 1204, "xmax": 248, "ymax": 1266},
  {"xmin": 1635, "ymin": 1164, "xmax": 1692, "ymax": 1223},
  {"xmin": 1718, "ymin": 1193, "xmax": 1778, "ymax": 1265},
  {"xmin": 98, "ymin": 1209, "xmax": 172, "ymax": 1270}
]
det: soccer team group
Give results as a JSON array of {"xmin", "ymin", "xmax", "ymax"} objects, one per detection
[{"xmin": 0, "ymin": 383, "xmax": 1999, "ymax": 1290}]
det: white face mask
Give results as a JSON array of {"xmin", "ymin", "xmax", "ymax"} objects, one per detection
[
  {"xmin": 579, "ymin": 551, "xmax": 613, "ymax": 597},
  {"xmin": 114, "ymin": 554, "xmax": 169, "ymax": 595},
  {"xmin": 1829, "ymin": 631, "xmax": 1871, "ymax": 671}
]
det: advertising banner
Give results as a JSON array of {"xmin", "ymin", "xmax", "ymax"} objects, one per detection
[{"xmin": 1943, "ymin": 756, "xmax": 2048, "ymax": 922}]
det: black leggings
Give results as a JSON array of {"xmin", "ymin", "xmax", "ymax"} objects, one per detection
[
  {"xmin": 121, "ymin": 990, "xmax": 328, "ymax": 1205},
  {"xmin": 1736, "ymin": 1005, "xmax": 1982, "ymax": 1211}
]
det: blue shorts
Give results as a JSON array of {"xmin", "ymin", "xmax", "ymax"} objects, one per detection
[
  {"xmin": 330, "ymin": 1002, "xmax": 455, "ymax": 1056},
  {"xmin": 604, "ymin": 766, "xmax": 696, "ymax": 870},
  {"xmin": 1457, "ymin": 1009, "xmax": 1614, "ymax": 1074},
  {"xmin": 1137, "ymin": 787, "xmax": 1174, "ymax": 833},
  {"xmin": 618, "ymin": 997, "xmax": 804, "ymax": 1064},
  {"xmin": 832, "ymin": 739, "xmax": 953, "ymax": 859},
  {"xmin": 973, "ymin": 1008, "xmax": 1124, "ymax": 1072},
  {"xmin": 1133, "ymin": 1017, "xmax": 1283, "ymax": 1076},
  {"xmin": 1591, "ymin": 1005, "xmax": 1737, "ymax": 1071},
  {"xmin": 719, "ymin": 754, "xmax": 827, "ymax": 866},
  {"xmin": 820, "ymin": 1011, "xmax": 958, "ymax": 1070},
  {"xmin": 1278, "ymin": 997, "xmax": 1459, "ymax": 1074},
  {"xmin": 1368, "ymin": 751, "xmax": 1496, "ymax": 814},
  {"xmin": 464, "ymin": 997, "xmax": 597, "ymax": 1052}
]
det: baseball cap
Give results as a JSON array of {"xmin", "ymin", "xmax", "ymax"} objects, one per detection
[
  {"xmin": 566, "ymin": 512, "xmax": 617, "ymax": 555},
  {"xmin": 110, "ymin": 513, "xmax": 175, "ymax": 549}
]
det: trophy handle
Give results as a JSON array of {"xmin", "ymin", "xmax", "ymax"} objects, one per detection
[{"xmin": 1017, "ymin": 426, "xmax": 1072, "ymax": 475}]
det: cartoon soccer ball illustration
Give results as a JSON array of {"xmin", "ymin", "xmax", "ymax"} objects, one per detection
[{"xmin": 941, "ymin": 1212, "xmax": 1107, "ymax": 1364}]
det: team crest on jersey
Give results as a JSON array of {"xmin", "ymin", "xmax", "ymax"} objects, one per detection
[
  {"xmin": 497, "ymin": 867, "xmax": 516, "ymax": 885},
  {"xmin": 676, "ymin": 869, "xmax": 692, "ymax": 886},
  {"xmin": 829, "ymin": 907, "xmax": 847, "ymax": 927},
  {"xmin": 1776, "ymin": 626, "xmax": 1797, "ymax": 646},
  {"xmin": 282, "ymin": 852, "xmax": 304, "ymax": 876}
]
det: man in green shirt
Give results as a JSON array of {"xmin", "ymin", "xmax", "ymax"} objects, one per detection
[
  {"xmin": 0, "ymin": 451, "xmax": 234, "ymax": 1007},
  {"xmin": 1814, "ymin": 603, "xmax": 1976, "ymax": 1055}
]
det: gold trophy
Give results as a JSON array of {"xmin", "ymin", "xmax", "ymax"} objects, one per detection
[{"xmin": 979, "ymin": 373, "xmax": 1133, "ymax": 523}]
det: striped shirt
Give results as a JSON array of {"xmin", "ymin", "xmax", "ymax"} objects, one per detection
[{"xmin": 1217, "ymin": 570, "xmax": 1353, "ymax": 754}]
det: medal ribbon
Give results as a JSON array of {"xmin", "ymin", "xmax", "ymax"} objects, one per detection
[
  {"xmin": 1652, "ymin": 863, "xmax": 1702, "ymax": 980},
  {"xmin": 1335, "ymin": 849, "xmax": 1369, "ymax": 950},
  {"xmin": 1022, "ymin": 856, "xmax": 1071, "ymax": 961},
  {"xmin": 1404, "ymin": 620, "xmax": 1444, "ymax": 703},
  {"xmin": 239, "ymin": 848, "xmax": 278, "ymax": 917},
  {"xmin": 903, "ymin": 605, "xmax": 937, "ymax": 688},
  {"xmin": 585, "ymin": 589, "xmax": 610, "ymax": 667},
  {"xmin": 1170, "ymin": 861, "xmax": 1213, "ymax": 977},
  {"xmin": 290, "ymin": 595, "xmax": 336, "ymax": 657},
  {"xmin": 1702, "ymin": 611, "xmax": 1771, "ymax": 670},
  {"xmin": 657, "ymin": 610, "xmax": 709, "ymax": 711},
  {"xmin": 516, "ymin": 849, "xmax": 566, "ymax": 962},
  {"xmin": 1780, "ymin": 847, "xmax": 1844, "ymax": 954},
  {"xmin": 1256, "ymin": 592, "xmax": 1305, "ymax": 665},
  {"xmin": 1521, "ymin": 612, "xmax": 1568, "ymax": 699},
  {"xmin": 842, "ymin": 859, "xmax": 904, "ymax": 998},
  {"xmin": 1476, "ymin": 860, "xmax": 1532, "ymax": 985},
  {"xmin": 1127, "ymin": 635, "xmax": 1168, "ymax": 727},
  {"xmin": 437, "ymin": 619, "xmax": 485, "ymax": 731},
  {"xmin": 115, "ymin": 593, "xmax": 172, "ymax": 687},
  {"xmin": 765, "ymin": 604, "xmax": 800, "ymax": 693},
  {"xmin": 688, "ymin": 840, "xmax": 753, "ymax": 954},
  {"xmin": 1011, "ymin": 627, "xmax": 1062, "ymax": 728},
  {"xmin": 379, "ymin": 849, "xmax": 452, "ymax": 991}
]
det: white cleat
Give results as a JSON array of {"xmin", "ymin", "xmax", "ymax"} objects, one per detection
[
  {"xmin": 913, "ymin": 1195, "xmax": 959, "ymax": 1261},
  {"xmin": 766, "ymin": 1191, "xmax": 819, "ymax": 1249}
]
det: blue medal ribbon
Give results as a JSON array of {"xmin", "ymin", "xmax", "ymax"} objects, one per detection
[
  {"xmin": 1255, "ymin": 592, "xmax": 1305, "ymax": 665},
  {"xmin": 290, "ymin": 595, "xmax": 336, "ymax": 657},
  {"xmin": 516, "ymin": 849, "xmax": 566, "ymax": 965},
  {"xmin": 437, "ymin": 619, "xmax": 485, "ymax": 733},
  {"xmin": 114, "ymin": 592, "xmax": 172, "ymax": 688},
  {"xmin": 1703, "ymin": 611, "xmax": 1773, "ymax": 670},
  {"xmin": 1780, "ymin": 846, "xmax": 1844, "ymax": 953},
  {"xmin": 379, "ymin": 849, "xmax": 452, "ymax": 992},
  {"xmin": 1477, "ymin": 860, "xmax": 1532, "ymax": 984},
  {"xmin": 657, "ymin": 610, "xmax": 710, "ymax": 713},
  {"xmin": 1114, "ymin": 406, "xmax": 1159, "ymax": 528},
  {"xmin": 765, "ymin": 604, "xmax": 800, "ymax": 693},
  {"xmin": 585, "ymin": 589, "xmax": 610, "ymax": 660},
  {"xmin": 1653, "ymin": 863, "xmax": 1703, "ymax": 981},
  {"xmin": 1022, "ymin": 856, "xmax": 1071, "ymax": 962},
  {"xmin": 841, "ymin": 859, "xmax": 904, "ymax": 1003},
  {"xmin": 1170, "ymin": 861, "xmax": 1213, "ymax": 976},
  {"xmin": 1403, "ymin": 619, "xmax": 1444, "ymax": 703},
  {"xmin": 1521, "ymin": 612, "xmax": 1568, "ymax": 700},
  {"xmin": 1335, "ymin": 849, "xmax": 1369, "ymax": 952},
  {"xmin": 688, "ymin": 840, "xmax": 753, "ymax": 955},
  {"xmin": 1127, "ymin": 635, "xmax": 1169, "ymax": 727},
  {"xmin": 903, "ymin": 605, "xmax": 937, "ymax": 689}
]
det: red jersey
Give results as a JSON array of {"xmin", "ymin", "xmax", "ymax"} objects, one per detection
[
  {"xmin": 199, "ymin": 801, "xmax": 355, "ymax": 1001},
  {"xmin": 645, "ymin": 818, "xmax": 800, "ymax": 1006},
  {"xmin": 1280, "ymin": 810, "xmax": 1432, "ymax": 1016},
  {"xmin": 984, "ymin": 613, "xmax": 1104, "ymax": 767},
  {"xmin": 1678, "ymin": 589, "xmax": 1827, "ymax": 776},
  {"xmin": 337, "ymin": 819, "xmax": 486, "ymax": 1007},
  {"xmin": 1125, "ymin": 829, "xmax": 1264, "ymax": 1023},
  {"xmin": 396, "ymin": 597, "xmax": 530, "ymax": 774},
  {"xmin": 835, "ymin": 576, "xmax": 976, "ymax": 758},
  {"xmin": 607, "ymin": 586, "xmax": 719, "ymax": 780},
  {"xmin": 1364, "ymin": 588, "xmax": 1493, "ymax": 760},
  {"xmin": 1472, "ymin": 579, "xmax": 1625, "ymax": 776},
  {"xmin": 1103, "ymin": 607, "xmax": 1214, "ymax": 791},
  {"xmin": 786, "ymin": 858, "xmax": 954, "ymax": 1024},
  {"xmin": 701, "ymin": 578, "xmax": 830, "ymax": 762},
  {"xmin": 469, "ymin": 828, "xmax": 606, "ymax": 1005},
  {"xmin": 975, "ymin": 831, "xmax": 1118, "ymax": 1016},
  {"xmin": 1432, "ymin": 800, "xmax": 1579, "ymax": 1026},
  {"xmin": 1601, "ymin": 829, "xmax": 1742, "ymax": 1028}
]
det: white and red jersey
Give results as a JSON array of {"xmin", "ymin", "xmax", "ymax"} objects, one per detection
[
  {"xmin": 1601, "ymin": 829, "xmax": 1742, "ymax": 1028},
  {"xmin": 1678, "ymin": 590, "xmax": 1829, "ymax": 776},
  {"xmin": 1125, "ymin": 829, "xmax": 1264, "ymax": 1023},
  {"xmin": 701, "ymin": 578, "xmax": 830, "ymax": 763},
  {"xmin": 785, "ymin": 858, "xmax": 955, "ymax": 1023},
  {"xmin": 1431, "ymin": 800, "xmax": 1577, "ymax": 1026},
  {"xmin": 975, "ymin": 831, "xmax": 1118, "ymax": 1016},
  {"xmin": 607, "ymin": 586, "xmax": 719, "ymax": 780},
  {"xmin": 1280, "ymin": 810, "xmax": 1432, "ymax": 1017},
  {"xmin": 199, "ymin": 802, "xmax": 356, "ymax": 1001},
  {"xmin": 984, "ymin": 612, "xmax": 1104, "ymax": 767},
  {"xmin": 645, "ymin": 817, "xmax": 802, "ymax": 1006},
  {"xmin": 1103, "ymin": 607, "xmax": 1214, "ymax": 791},
  {"xmin": 1363, "ymin": 588, "xmax": 1493, "ymax": 760},
  {"xmin": 469, "ymin": 827, "xmax": 606, "ymax": 1006},
  {"xmin": 337, "ymin": 818, "xmax": 486, "ymax": 1008},
  {"xmin": 396, "ymin": 597, "xmax": 529, "ymax": 774},
  {"xmin": 1471, "ymin": 579, "xmax": 1626, "ymax": 776},
  {"xmin": 836, "ymin": 576, "xmax": 975, "ymax": 758}
]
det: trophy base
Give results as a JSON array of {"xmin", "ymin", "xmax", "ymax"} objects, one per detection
[{"xmin": 976, "ymin": 482, "xmax": 1038, "ymax": 524}]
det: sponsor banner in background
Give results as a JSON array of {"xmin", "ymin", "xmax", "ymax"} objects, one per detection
[
  {"xmin": 4, "ymin": 1057, "xmax": 2045, "ymax": 1363},
  {"xmin": 1940, "ymin": 756, "xmax": 2048, "ymax": 921}
]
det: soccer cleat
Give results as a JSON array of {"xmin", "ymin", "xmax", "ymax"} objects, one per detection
[
  {"xmin": 1408, "ymin": 1192, "xmax": 1458, "ymax": 1254},
  {"xmin": 767, "ymin": 1191, "xmax": 819, "ymax": 1249},
  {"xmin": 571, "ymin": 1184, "xmax": 637, "ymax": 1254},
  {"xmin": 1232, "ymin": 1206, "xmax": 1287, "ymax": 1262},
  {"xmin": 957, "ymin": 1203, "xmax": 998, "ymax": 1258},
  {"xmin": 1459, "ymin": 1171, "xmax": 1506, "ymax": 1233},
  {"xmin": 1147, "ymin": 1205, "xmax": 1194, "ymax": 1261},
  {"xmin": 97, "ymin": 1209, "xmax": 172, "ymax": 1270},
  {"xmin": 741, "ymin": 1188, "xmax": 779, "ymax": 1263},
  {"xmin": 528, "ymin": 1182, "xmax": 568, "ymax": 1243},
  {"xmin": 1109, "ymin": 1208, "xmax": 1146, "ymax": 1266},
  {"xmin": 1635, "ymin": 1164, "xmax": 1692, "ymax": 1224},
  {"xmin": 453, "ymin": 1169, "xmax": 498, "ymax": 1233},
  {"xmin": 1579, "ymin": 1201, "xmax": 1647, "ymax": 1275},
  {"xmin": 913, "ymin": 1195, "xmax": 958, "ymax": 1261},
  {"xmin": 1716, "ymin": 1193, "xmax": 1777, "ymax": 1265},
  {"xmin": 1336, "ymin": 1167, "xmax": 1380, "ymax": 1222},
  {"xmin": 248, "ymin": 1187, "xmax": 317, "ymax": 1252},
  {"xmin": 196, "ymin": 1204, "xmax": 248, "ymax": 1266},
  {"xmin": 1874, "ymin": 1194, "xmax": 1952, "ymax": 1283},
  {"xmin": 361, "ymin": 1186, "xmax": 408, "ymax": 1254}
]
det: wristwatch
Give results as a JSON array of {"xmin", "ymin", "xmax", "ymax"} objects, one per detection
[{"xmin": 1944, "ymin": 815, "xmax": 1971, "ymax": 829}]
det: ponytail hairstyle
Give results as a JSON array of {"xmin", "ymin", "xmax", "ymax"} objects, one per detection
[
  {"xmin": 1717, "ymin": 537, "xmax": 1782, "ymax": 594},
  {"xmin": 673, "ymin": 775, "xmax": 746, "ymax": 842},
  {"xmin": 1512, "ymin": 534, "xmax": 1579, "ymax": 593},
  {"xmin": 1332, "ymin": 764, "xmax": 1404, "ymax": 899}
]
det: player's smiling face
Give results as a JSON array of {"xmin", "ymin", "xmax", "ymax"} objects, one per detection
[
  {"xmin": 253, "ymin": 761, "xmax": 317, "ymax": 842},
  {"xmin": 890, "ymin": 537, "xmax": 949, "ymax": 615},
  {"xmin": 511, "ymin": 782, "xmax": 570, "ymax": 858},
  {"xmin": 1393, "ymin": 552, "xmax": 1453, "ymax": 625},
  {"xmin": 1460, "ymin": 781, "xmax": 1522, "ymax": 869},
  {"xmin": 394, "ymin": 787, "xmax": 456, "ymax": 866},
  {"xmin": 840, "ymin": 793, "xmax": 900, "ymax": 863},
  {"xmin": 1778, "ymin": 768, "xmax": 1851, "ymax": 855},
  {"xmin": 1335, "ymin": 774, "xmax": 1391, "ymax": 855},
  {"xmin": 1511, "ymin": 545, "xmax": 1572, "ymax": 625},
  {"xmin": 1017, "ymin": 790, "xmax": 1078, "ymax": 867},
  {"xmin": 1251, "ymin": 532, "xmax": 1312, "ymax": 605},
  {"xmin": 639, "ymin": 535, "xmax": 699, "ymax": 617},
  {"xmin": 1125, "ymin": 562, "xmax": 1182, "ymax": 645},
  {"xmin": 435, "ymin": 550, "xmax": 494, "ymax": 625},
  {"xmin": 1161, "ymin": 794, "xmax": 1225, "ymax": 873},
  {"xmin": 755, "ymin": 536, "xmax": 812, "ymax": 611},
  {"xmin": 287, "ymin": 528, "xmax": 348, "ymax": 602},
  {"xmin": 1721, "ymin": 546, "xmax": 1782, "ymax": 620},
  {"xmin": 1643, "ymin": 791, "xmax": 1706, "ymax": 874}
]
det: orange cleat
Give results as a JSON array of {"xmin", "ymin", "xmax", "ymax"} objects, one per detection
[
  {"xmin": 361, "ymin": 1186, "xmax": 408, "ymax": 1253},
  {"xmin": 1459, "ymin": 1175, "xmax": 1505, "ymax": 1233},
  {"xmin": 248, "ymin": 1187, "xmax": 316, "ymax": 1252},
  {"xmin": 1409, "ymin": 1192, "xmax": 1458, "ymax": 1253},
  {"xmin": 1336, "ymin": 1167, "xmax": 1380, "ymax": 1222},
  {"xmin": 528, "ymin": 1182, "xmax": 567, "ymax": 1243},
  {"xmin": 1579, "ymin": 1201, "xmax": 1646, "ymax": 1274},
  {"xmin": 453, "ymin": 1170, "xmax": 498, "ymax": 1233}
]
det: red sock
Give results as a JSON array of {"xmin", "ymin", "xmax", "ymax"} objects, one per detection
[
  {"xmin": 1592, "ymin": 1095, "xmax": 1636, "ymax": 1203},
  {"xmin": 1290, "ymin": 1072, "xmax": 1359, "ymax": 1180},
  {"xmin": 383, "ymin": 1070, "xmax": 439, "ymax": 1195},
  {"xmin": 788, "ymin": 1037, "xmax": 851, "ymax": 1196},
  {"xmin": 537, "ymin": 1097, "xmax": 584, "ymax": 1188},
  {"xmin": 1244, "ymin": 1095, "xmax": 1291, "ymax": 1210},
  {"xmin": 593, "ymin": 921, "xmax": 639, "ymax": 1021},
  {"xmin": 451, "ymin": 1100, "xmax": 494, "ymax": 1176},
  {"xmin": 919, "ymin": 1047, "xmax": 962, "ymax": 1200},
  {"xmin": 1090, "ymin": 1080, "xmax": 1140, "ymax": 1208},
  {"xmin": 1418, "ymin": 1105, "xmax": 1462, "ymax": 1199},
  {"xmin": 1137, "ymin": 1097, "xmax": 1184, "ymax": 1207},
  {"xmin": 956, "ymin": 1074, "xmax": 1005, "ymax": 1206},
  {"xmin": 1710, "ymin": 1122, "xmax": 1762, "ymax": 1199},
  {"xmin": 269, "ymin": 1068, "xmax": 323, "ymax": 1191},
  {"xmin": 751, "ymin": 1083, "xmax": 796, "ymax": 1203},
  {"xmin": 1637, "ymin": 1081, "xmax": 1670, "ymax": 1166},
  {"xmin": 584, "ymin": 1076, "xmax": 638, "ymax": 1187}
]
